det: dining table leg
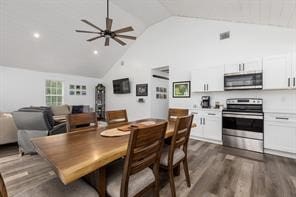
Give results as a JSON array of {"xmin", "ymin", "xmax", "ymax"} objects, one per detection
[{"xmin": 84, "ymin": 166, "xmax": 107, "ymax": 197}]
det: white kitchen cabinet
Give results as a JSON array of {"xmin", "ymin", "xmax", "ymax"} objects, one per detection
[
  {"xmin": 264, "ymin": 113, "xmax": 296, "ymax": 155},
  {"xmin": 204, "ymin": 66, "xmax": 224, "ymax": 92},
  {"xmin": 292, "ymin": 52, "xmax": 296, "ymax": 88},
  {"xmin": 224, "ymin": 63, "xmax": 239, "ymax": 73},
  {"xmin": 190, "ymin": 109, "xmax": 222, "ymax": 144},
  {"xmin": 191, "ymin": 69, "xmax": 206, "ymax": 92},
  {"xmin": 191, "ymin": 66, "xmax": 224, "ymax": 92},
  {"xmin": 191, "ymin": 112, "xmax": 203, "ymax": 138},
  {"xmin": 203, "ymin": 113, "xmax": 222, "ymax": 141},
  {"xmin": 242, "ymin": 59, "xmax": 263, "ymax": 72},
  {"xmin": 224, "ymin": 59, "xmax": 262, "ymax": 74},
  {"xmin": 263, "ymin": 54, "xmax": 291, "ymax": 90}
]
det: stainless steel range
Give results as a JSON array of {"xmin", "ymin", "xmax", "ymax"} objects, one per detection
[{"xmin": 222, "ymin": 98, "xmax": 264, "ymax": 153}]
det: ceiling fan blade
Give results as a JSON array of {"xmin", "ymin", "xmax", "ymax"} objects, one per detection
[
  {"xmin": 105, "ymin": 37, "xmax": 110, "ymax": 46},
  {"xmin": 112, "ymin": 37, "xmax": 126, "ymax": 46},
  {"xmin": 87, "ymin": 35, "xmax": 104, "ymax": 42},
  {"xmin": 115, "ymin": 35, "xmax": 136, "ymax": 40},
  {"xmin": 75, "ymin": 30, "xmax": 100, "ymax": 34},
  {"xmin": 113, "ymin": 26, "xmax": 134, "ymax": 34},
  {"xmin": 81, "ymin": 19, "xmax": 103, "ymax": 32},
  {"xmin": 106, "ymin": 18, "xmax": 113, "ymax": 31}
]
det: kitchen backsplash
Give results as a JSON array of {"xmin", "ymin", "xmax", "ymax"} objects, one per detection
[{"xmin": 171, "ymin": 89, "xmax": 296, "ymax": 113}]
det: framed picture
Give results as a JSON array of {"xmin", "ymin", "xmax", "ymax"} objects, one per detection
[
  {"xmin": 156, "ymin": 87, "xmax": 160, "ymax": 92},
  {"xmin": 156, "ymin": 94, "xmax": 160, "ymax": 99},
  {"xmin": 82, "ymin": 91, "xmax": 87, "ymax": 95},
  {"xmin": 76, "ymin": 85, "xmax": 81, "ymax": 90},
  {"xmin": 82, "ymin": 85, "xmax": 86, "ymax": 90},
  {"xmin": 69, "ymin": 91, "xmax": 75, "ymax": 95},
  {"xmin": 136, "ymin": 84, "xmax": 148, "ymax": 96},
  {"xmin": 163, "ymin": 88, "xmax": 167, "ymax": 93},
  {"xmin": 69, "ymin": 85, "xmax": 75, "ymax": 90},
  {"xmin": 173, "ymin": 81, "xmax": 191, "ymax": 98},
  {"xmin": 76, "ymin": 91, "xmax": 81, "ymax": 95}
]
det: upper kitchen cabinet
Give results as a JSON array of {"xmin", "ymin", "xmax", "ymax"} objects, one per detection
[
  {"xmin": 191, "ymin": 66, "xmax": 224, "ymax": 92},
  {"xmin": 224, "ymin": 59, "xmax": 262, "ymax": 74},
  {"xmin": 263, "ymin": 54, "xmax": 295, "ymax": 90}
]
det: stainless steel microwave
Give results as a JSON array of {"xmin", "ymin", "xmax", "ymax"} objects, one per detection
[{"xmin": 224, "ymin": 71, "xmax": 263, "ymax": 90}]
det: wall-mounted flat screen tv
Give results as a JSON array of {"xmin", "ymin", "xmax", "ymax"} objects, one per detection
[{"xmin": 113, "ymin": 78, "xmax": 131, "ymax": 94}]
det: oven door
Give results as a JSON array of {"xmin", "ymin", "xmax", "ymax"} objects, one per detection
[
  {"xmin": 222, "ymin": 112, "xmax": 264, "ymax": 139},
  {"xmin": 224, "ymin": 72, "xmax": 263, "ymax": 90}
]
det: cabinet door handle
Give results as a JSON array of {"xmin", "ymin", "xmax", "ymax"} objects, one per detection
[
  {"xmin": 275, "ymin": 117, "xmax": 289, "ymax": 120},
  {"xmin": 200, "ymin": 118, "xmax": 202, "ymax": 124},
  {"xmin": 208, "ymin": 113, "xmax": 216, "ymax": 116},
  {"xmin": 288, "ymin": 78, "xmax": 290, "ymax": 87},
  {"xmin": 294, "ymin": 77, "xmax": 295, "ymax": 87},
  {"xmin": 206, "ymin": 84, "xmax": 209, "ymax": 91},
  {"xmin": 239, "ymin": 64, "xmax": 241, "ymax": 71},
  {"xmin": 243, "ymin": 63, "xmax": 245, "ymax": 71},
  {"xmin": 203, "ymin": 84, "xmax": 205, "ymax": 91},
  {"xmin": 203, "ymin": 118, "xmax": 205, "ymax": 125}
]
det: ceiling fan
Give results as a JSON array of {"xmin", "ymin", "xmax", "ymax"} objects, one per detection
[{"xmin": 75, "ymin": 0, "xmax": 136, "ymax": 46}]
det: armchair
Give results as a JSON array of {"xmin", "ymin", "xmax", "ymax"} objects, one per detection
[{"xmin": 12, "ymin": 107, "xmax": 66, "ymax": 155}]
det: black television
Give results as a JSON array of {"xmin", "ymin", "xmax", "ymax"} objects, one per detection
[{"xmin": 113, "ymin": 78, "xmax": 131, "ymax": 94}]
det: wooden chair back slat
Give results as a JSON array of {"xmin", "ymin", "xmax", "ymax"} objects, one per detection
[
  {"xmin": 106, "ymin": 110, "xmax": 128, "ymax": 125},
  {"xmin": 169, "ymin": 115, "xmax": 193, "ymax": 161},
  {"xmin": 66, "ymin": 112, "xmax": 98, "ymax": 132},
  {"xmin": 0, "ymin": 174, "xmax": 8, "ymax": 197},
  {"xmin": 168, "ymin": 108, "xmax": 189, "ymax": 122},
  {"xmin": 121, "ymin": 122, "xmax": 167, "ymax": 197}
]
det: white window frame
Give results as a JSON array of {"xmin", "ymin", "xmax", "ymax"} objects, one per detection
[{"xmin": 45, "ymin": 79, "xmax": 64, "ymax": 106}]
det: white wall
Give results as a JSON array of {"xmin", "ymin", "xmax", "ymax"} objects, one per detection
[
  {"xmin": 102, "ymin": 16, "xmax": 296, "ymax": 118},
  {"xmin": 0, "ymin": 66, "xmax": 101, "ymax": 112}
]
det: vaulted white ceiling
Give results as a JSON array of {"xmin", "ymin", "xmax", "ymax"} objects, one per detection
[
  {"xmin": 159, "ymin": 0, "xmax": 296, "ymax": 28},
  {"xmin": 1, "ymin": 0, "xmax": 296, "ymax": 78}
]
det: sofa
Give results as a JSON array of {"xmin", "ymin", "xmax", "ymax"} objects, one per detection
[
  {"xmin": 12, "ymin": 107, "xmax": 67, "ymax": 155},
  {"xmin": 0, "ymin": 112, "xmax": 18, "ymax": 145},
  {"xmin": 51, "ymin": 105, "xmax": 91, "ymax": 123}
]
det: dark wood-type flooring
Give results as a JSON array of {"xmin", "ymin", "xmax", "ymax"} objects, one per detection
[{"xmin": 0, "ymin": 140, "xmax": 296, "ymax": 197}]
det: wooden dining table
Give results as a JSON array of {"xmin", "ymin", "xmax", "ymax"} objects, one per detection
[{"xmin": 31, "ymin": 119, "xmax": 182, "ymax": 197}]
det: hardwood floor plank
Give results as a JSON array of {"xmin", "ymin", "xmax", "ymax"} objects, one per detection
[{"xmin": 1, "ymin": 140, "xmax": 296, "ymax": 197}]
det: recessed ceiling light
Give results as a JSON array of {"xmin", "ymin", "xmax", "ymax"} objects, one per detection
[
  {"xmin": 93, "ymin": 50, "xmax": 98, "ymax": 55},
  {"xmin": 33, "ymin": 32, "xmax": 40, "ymax": 39}
]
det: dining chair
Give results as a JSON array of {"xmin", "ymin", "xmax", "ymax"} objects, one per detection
[
  {"xmin": 106, "ymin": 121, "xmax": 168, "ymax": 197},
  {"xmin": 0, "ymin": 173, "xmax": 8, "ymax": 197},
  {"xmin": 66, "ymin": 112, "xmax": 98, "ymax": 132},
  {"xmin": 106, "ymin": 109, "xmax": 128, "ymax": 125},
  {"xmin": 160, "ymin": 115, "xmax": 193, "ymax": 197},
  {"xmin": 1, "ymin": 172, "xmax": 98, "ymax": 197},
  {"xmin": 168, "ymin": 108, "xmax": 189, "ymax": 122}
]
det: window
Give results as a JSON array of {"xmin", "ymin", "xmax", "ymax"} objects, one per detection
[{"xmin": 45, "ymin": 80, "xmax": 64, "ymax": 106}]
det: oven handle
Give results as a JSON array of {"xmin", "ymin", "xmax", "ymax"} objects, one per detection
[{"xmin": 223, "ymin": 114, "xmax": 263, "ymax": 120}]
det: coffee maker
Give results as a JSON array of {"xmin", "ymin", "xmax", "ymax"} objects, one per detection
[{"xmin": 201, "ymin": 96, "xmax": 211, "ymax": 108}]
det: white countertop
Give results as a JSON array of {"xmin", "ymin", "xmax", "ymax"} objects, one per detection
[{"xmin": 189, "ymin": 108, "xmax": 223, "ymax": 112}]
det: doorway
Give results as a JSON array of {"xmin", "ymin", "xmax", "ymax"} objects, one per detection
[{"xmin": 151, "ymin": 66, "xmax": 169, "ymax": 119}]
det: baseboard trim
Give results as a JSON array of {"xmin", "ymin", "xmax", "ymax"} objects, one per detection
[
  {"xmin": 264, "ymin": 148, "xmax": 296, "ymax": 159},
  {"xmin": 190, "ymin": 136, "xmax": 222, "ymax": 145}
]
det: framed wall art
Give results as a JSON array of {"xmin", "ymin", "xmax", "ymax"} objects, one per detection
[
  {"xmin": 136, "ymin": 84, "xmax": 148, "ymax": 96},
  {"xmin": 172, "ymin": 81, "xmax": 191, "ymax": 98}
]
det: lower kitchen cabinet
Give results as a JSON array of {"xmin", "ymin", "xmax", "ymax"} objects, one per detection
[
  {"xmin": 190, "ymin": 109, "xmax": 222, "ymax": 144},
  {"xmin": 264, "ymin": 113, "xmax": 296, "ymax": 157}
]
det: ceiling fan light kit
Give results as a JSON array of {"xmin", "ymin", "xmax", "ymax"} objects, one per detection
[{"xmin": 75, "ymin": 0, "xmax": 136, "ymax": 46}]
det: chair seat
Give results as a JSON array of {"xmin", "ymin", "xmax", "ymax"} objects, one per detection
[
  {"xmin": 15, "ymin": 178, "xmax": 98, "ymax": 197},
  {"xmin": 160, "ymin": 145, "xmax": 185, "ymax": 166},
  {"xmin": 107, "ymin": 160, "xmax": 155, "ymax": 197}
]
